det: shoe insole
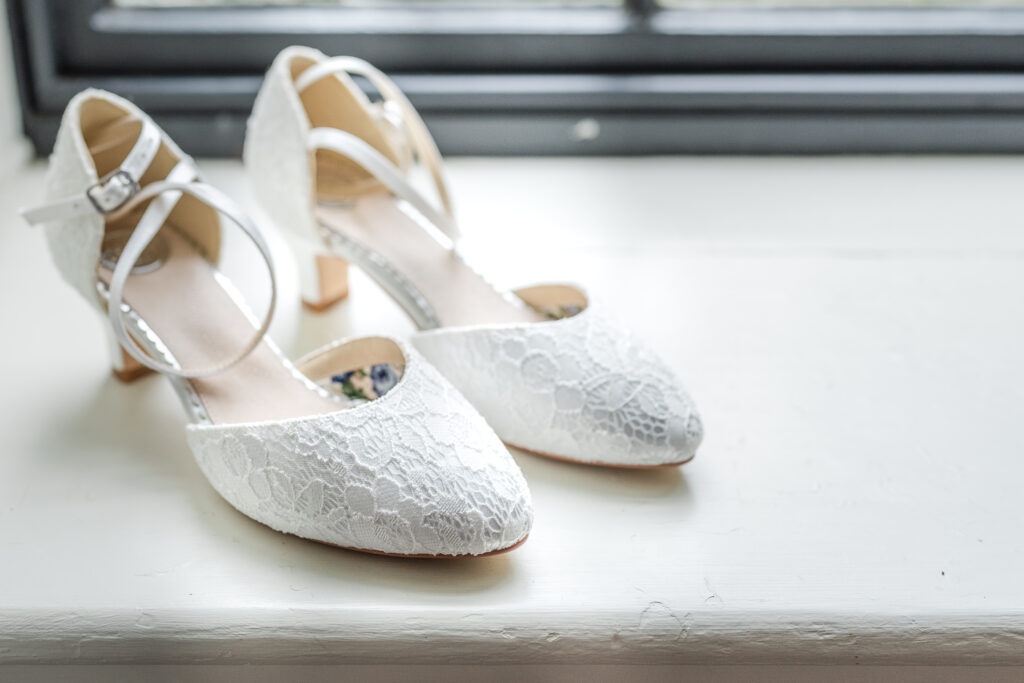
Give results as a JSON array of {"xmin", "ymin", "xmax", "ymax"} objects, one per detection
[
  {"xmin": 99, "ymin": 225, "xmax": 342, "ymax": 425},
  {"xmin": 316, "ymin": 192, "xmax": 546, "ymax": 329}
]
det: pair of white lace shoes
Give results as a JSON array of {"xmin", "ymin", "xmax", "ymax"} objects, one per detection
[{"xmin": 22, "ymin": 46, "xmax": 703, "ymax": 558}]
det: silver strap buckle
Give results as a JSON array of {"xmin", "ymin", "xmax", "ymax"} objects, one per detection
[{"xmin": 86, "ymin": 169, "xmax": 139, "ymax": 215}]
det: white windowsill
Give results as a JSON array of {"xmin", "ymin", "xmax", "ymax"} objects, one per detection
[{"xmin": 1, "ymin": 156, "xmax": 1023, "ymax": 680}]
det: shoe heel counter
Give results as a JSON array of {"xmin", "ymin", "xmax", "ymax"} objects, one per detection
[
  {"xmin": 247, "ymin": 50, "xmax": 349, "ymax": 313},
  {"xmin": 39, "ymin": 91, "xmax": 108, "ymax": 311},
  {"xmin": 244, "ymin": 55, "xmax": 320, "ymax": 249}
]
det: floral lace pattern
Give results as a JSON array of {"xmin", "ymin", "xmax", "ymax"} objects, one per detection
[
  {"xmin": 40, "ymin": 87, "xmax": 533, "ymax": 557},
  {"xmin": 187, "ymin": 343, "xmax": 533, "ymax": 556},
  {"xmin": 42, "ymin": 89, "xmax": 199, "ymax": 311},
  {"xmin": 411, "ymin": 304, "xmax": 703, "ymax": 467}
]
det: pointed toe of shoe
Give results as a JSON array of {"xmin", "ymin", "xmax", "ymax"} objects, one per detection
[
  {"xmin": 562, "ymin": 368, "xmax": 704, "ymax": 468},
  {"xmin": 397, "ymin": 433, "xmax": 533, "ymax": 557},
  {"xmin": 664, "ymin": 406, "xmax": 704, "ymax": 465},
  {"xmin": 186, "ymin": 341, "xmax": 532, "ymax": 557},
  {"xmin": 413, "ymin": 305, "xmax": 704, "ymax": 469}
]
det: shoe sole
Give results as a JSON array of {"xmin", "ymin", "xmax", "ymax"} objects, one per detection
[
  {"xmin": 315, "ymin": 533, "xmax": 529, "ymax": 559},
  {"xmin": 507, "ymin": 441, "xmax": 695, "ymax": 469},
  {"xmin": 301, "ymin": 288, "xmax": 349, "ymax": 313}
]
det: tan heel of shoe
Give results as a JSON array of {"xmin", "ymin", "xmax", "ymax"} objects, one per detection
[
  {"xmin": 111, "ymin": 345, "xmax": 153, "ymax": 383},
  {"xmin": 303, "ymin": 252, "xmax": 349, "ymax": 312},
  {"xmin": 290, "ymin": 232, "xmax": 349, "ymax": 312},
  {"xmin": 103, "ymin": 324, "xmax": 152, "ymax": 383}
]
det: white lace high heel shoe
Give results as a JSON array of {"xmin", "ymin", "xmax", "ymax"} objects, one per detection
[
  {"xmin": 22, "ymin": 89, "xmax": 532, "ymax": 557},
  {"xmin": 245, "ymin": 46, "xmax": 704, "ymax": 468}
]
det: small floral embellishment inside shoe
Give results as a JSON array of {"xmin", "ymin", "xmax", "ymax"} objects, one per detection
[
  {"xmin": 320, "ymin": 363, "xmax": 405, "ymax": 402},
  {"xmin": 540, "ymin": 304, "xmax": 583, "ymax": 320}
]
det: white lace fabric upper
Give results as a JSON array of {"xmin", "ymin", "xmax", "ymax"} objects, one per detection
[
  {"xmin": 187, "ymin": 343, "xmax": 532, "ymax": 555},
  {"xmin": 35, "ymin": 89, "xmax": 533, "ymax": 556},
  {"xmin": 244, "ymin": 46, "xmax": 326, "ymax": 251},
  {"xmin": 41, "ymin": 89, "xmax": 200, "ymax": 311},
  {"xmin": 410, "ymin": 305, "xmax": 704, "ymax": 467},
  {"xmin": 245, "ymin": 47, "xmax": 705, "ymax": 467}
]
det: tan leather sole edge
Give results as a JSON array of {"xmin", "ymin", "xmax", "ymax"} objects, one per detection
[
  {"xmin": 111, "ymin": 346, "xmax": 155, "ymax": 383},
  {"xmin": 507, "ymin": 441, "xmax": 695, "ymax": 469},
  {"xmin": 314, "ymin": 533, "xmax": 529, "ymax": 559},
  {"xmin": 301, "ymin": 289, "xmax": 349, "ymax": 313},
  {"xmin": 111, "ymin": 364, "xmax": 154, "ymax": 383}
]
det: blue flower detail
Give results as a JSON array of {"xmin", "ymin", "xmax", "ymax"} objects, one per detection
[
  {"xmin": 331, "ymin": 371, "xmax": 354, "ymax": 385},
  {"xmin": 370, "ymin": 363, "xmax": 399, "ymax": 396}
]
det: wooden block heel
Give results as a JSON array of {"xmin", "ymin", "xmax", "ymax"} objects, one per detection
[
  {"xmin": 102, "ymin": 316, "xmax": 153, "ymax": 383},
  {"xmin": 301, "ymin": 253, "xmax": 350, "ymax": 312},
  {"xmin": 111, "ymin": 345, "xmax": 154, "ymax": 383}
]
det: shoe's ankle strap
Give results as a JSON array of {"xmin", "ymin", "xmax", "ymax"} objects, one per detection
[
  {"xmin": 309, "ymin": 126, "xmax": 459, "ymax": 249},
  {"xmin": 21, "ymin": 117, "xmax": 162, "ymax": 226},
  {"xmin": 295, "ymin": 56, "xmax": 458, "ymax": 242},
  {"xmin": 22, "ymin": 115, "xmax": 276, "ymax": 379},
  {"xmin": 103, "ymin": 169, "xmax": 277, "ymax": 379}
]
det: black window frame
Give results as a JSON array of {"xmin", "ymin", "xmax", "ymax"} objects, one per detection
[{"xmin": 10, "ymin": 0, "xmax": 1024, "ymax": 155}]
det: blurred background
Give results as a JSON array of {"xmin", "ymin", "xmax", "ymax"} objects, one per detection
[{"xmin": 10, "ymin": 0, "xmax": 1024, "ymax": 157}]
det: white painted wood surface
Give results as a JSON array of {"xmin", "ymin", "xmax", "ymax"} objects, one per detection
[{"xmin": 2, "ymin": 157, "xmax": 1023, "ymax": 678}]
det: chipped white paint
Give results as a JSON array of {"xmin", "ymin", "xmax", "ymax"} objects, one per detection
[{"xmin": 2, "ymin": 157, "xmax": 1024, "ymax": 673}]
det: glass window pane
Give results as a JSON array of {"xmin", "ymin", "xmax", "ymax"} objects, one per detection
[
  {"xmin": 659, "ymin": 1, "xmax": 1024, "ymax": 6},
  {"xmin": 114, "ymin": 0, "xmax": 620, "ymax": 6}
]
